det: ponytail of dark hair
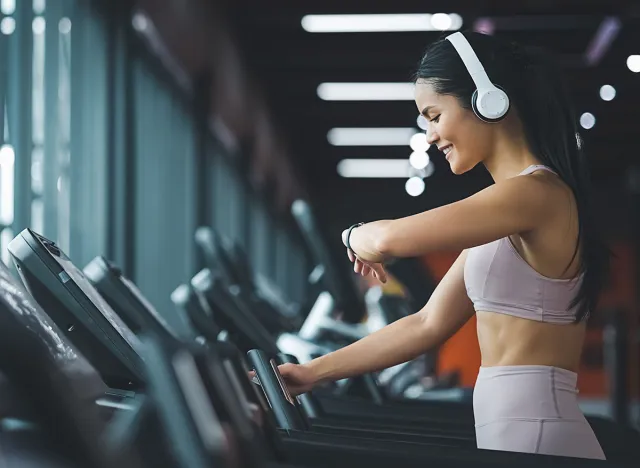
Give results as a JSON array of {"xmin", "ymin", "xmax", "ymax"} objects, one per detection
[{"xmin": 413, "ymin": 32, "xmax": 611, "ymax": 322}]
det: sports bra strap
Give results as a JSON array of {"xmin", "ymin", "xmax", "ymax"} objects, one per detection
[{"xmin": 519, "ymin": 164, "xmax": 557, "ymax": 176}]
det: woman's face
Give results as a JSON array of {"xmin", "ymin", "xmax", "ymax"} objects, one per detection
[{"xmin": 414, "ymin": 80, "xmax": 494, "ymax": 175}]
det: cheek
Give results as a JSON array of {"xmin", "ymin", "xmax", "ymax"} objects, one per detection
[{"xmin": 452, "ymin": 118, "xmax": 486, "ymax": 152}]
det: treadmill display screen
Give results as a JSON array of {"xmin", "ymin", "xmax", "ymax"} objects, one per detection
[
  {"xmin": 0, "ymin": 262, "xmax": 97, "ymax": 379},
  {"xmin": 53, "ymin": 255, "xmax": 141, "ymax": 352}
]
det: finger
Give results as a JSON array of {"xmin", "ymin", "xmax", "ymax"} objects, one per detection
[
  {"xmin": 354, "ymin": 259, "xmax": 362, "ymax": 274},
  {"xmin": 361, "ymin": 265, "xmax": 371, "ymax": 276},
  {"xmin": 372, "ymin": 264, "xmax": 388, "ymax": 283},
  {"xmin": 347, "ymin": 249, "xmax": 355, "ymax": 262}
]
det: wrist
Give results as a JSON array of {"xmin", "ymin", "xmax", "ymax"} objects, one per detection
[{"xmin": 304, "ymin": 356, "xmax": 333, "ymax": 385}]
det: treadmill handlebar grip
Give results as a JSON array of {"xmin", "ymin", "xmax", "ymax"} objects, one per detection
[
  {"xmin": 276, "ymin": 353, "xmax": 319, "ymax": 420},
  {"xmin": 246, "ymin": 349, "xmax": 307, "ymax": 431}
]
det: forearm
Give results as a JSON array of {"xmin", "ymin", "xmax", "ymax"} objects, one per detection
[{"xmin": 305, "ymin": 313, "xmax": 436, "ymax": 384}]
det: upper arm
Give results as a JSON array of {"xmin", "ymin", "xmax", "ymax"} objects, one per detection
[
  {"xmin": 382, "ymin": 176, "xmax": 555, "ymax": 258},
  {"xmin": 417, "ymin": 250, "xmax": 475, "ymax": 347}
]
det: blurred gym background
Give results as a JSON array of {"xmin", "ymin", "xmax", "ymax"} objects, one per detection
[{"xmin": 0, "ymin": 0, "xmax": 638, "ymax": 425}]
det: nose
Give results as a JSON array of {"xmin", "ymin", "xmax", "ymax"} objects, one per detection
[{"xmin": 426, "ymin": 127, "xmax": 438, "ymax": 145}]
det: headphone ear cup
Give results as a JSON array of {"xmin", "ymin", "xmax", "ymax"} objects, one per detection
[
  {"xmin": 472, "ymin": 87, "xmax": 510, "ymax": 123},
  {"xmin": 471, "ymin": 89, "xmax": 484, "ymax": 121}
]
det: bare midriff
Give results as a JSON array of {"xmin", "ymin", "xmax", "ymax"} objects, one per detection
[{"xmin": 476, "ymin": 310, "xmax": 586, "ymax": 372}]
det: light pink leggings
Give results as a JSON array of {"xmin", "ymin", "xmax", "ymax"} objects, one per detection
[{"xmin": 473, "ymin": 365, "xmax": 606, "ymax": 460}]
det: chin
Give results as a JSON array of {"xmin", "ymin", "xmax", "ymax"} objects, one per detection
[
  {"xmin": 448, "ymin": 161, "xmax": 465, "ymax": 175},
  {"xmin": 448, "ymin": 156, "xmax": 475, "ymax": 175}
]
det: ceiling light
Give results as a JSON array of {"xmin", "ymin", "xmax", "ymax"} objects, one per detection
[
  {"xmin": 301, "ymin": 13, "xmax": 462, "ymax": 33},
  {"xmin": 409, "ymin": 133, "xmax": 429, "ymax": 152},
  {"xmin": 317, "ymin": 82, "xmax": 414, "ymax": 101},
  {"xmin": 0, "ymin": 17, "xmax": 15, "ymax": 35},
  {"xmin": 337, "ymin": 159, "xmax": 412, "ymax": 178},
  {"xmin": 409, "ymin": 152, "xmax": 430, "ymax": 170},
  {"xmin": 580, "ymin": 112, "xmax": 596, "ymax": 130},
  {"xmin": 599, "ymin": 84, "xmax": 616, "ymax": 101},
  {"xmin": 431, "ymin": 13, "xmax": 452, "ymax": 30},
  {"xmin": 328, "ymin": 128, "xmax": 417, "ymax": 146},
  {"xmin": 405, "ymin": 177, "xmax": 425, "ymax": 196},
  {"xmin": 58, "ymin": 17, "xmax": 71, "ymax": 34},
  {"xmin": 417, "ymin": 115, "xmax": 428, "ymax": 130},
  {"xmin": 0, "ymin": 145, "xmax": 15, "ymax": 167},
  {"xmin": 132, "ymin": 12, "xmax": 149, "ymax": 32},
  {"xmin": 1, "ymin": 0, "xmax": 15, "ymax": 15},
  {"xmin": 32, "ymin": 17, "xmax": 45, "ymax": 34},
  {"xmin": 627, "ymin": 55, "xmax": 640, "ymax": 73}
]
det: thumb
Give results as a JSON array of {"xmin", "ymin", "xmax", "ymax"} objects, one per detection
[{"xmin": 278, "ymin": 362, "xmax": 295, "ymax": 375}]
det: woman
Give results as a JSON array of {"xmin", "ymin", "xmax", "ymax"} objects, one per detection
[{"xmin": 278, "ymin": 31, "xmax": 610, "ymax": 459}]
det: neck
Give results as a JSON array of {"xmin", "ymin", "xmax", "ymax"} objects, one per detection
[{"xmin": 482, "ymin": 122, "xmax": 540, "ymax": 182}]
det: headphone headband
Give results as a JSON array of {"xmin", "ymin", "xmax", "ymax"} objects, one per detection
[{"xmin": 445, "ymin": 32, "xmax": 494, "ymax": 91}]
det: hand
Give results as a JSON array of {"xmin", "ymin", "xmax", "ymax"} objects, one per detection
[
  {"xmin": 276, "ymin": 363, "xmax": 317, "ymax": 396},
  {"xmin": 342, "ymin": 225, "xmax": 388, "ymax": 283},
  {"xmin": 347, "ymin": 248, "xmax": 388, "ymax": 284}
]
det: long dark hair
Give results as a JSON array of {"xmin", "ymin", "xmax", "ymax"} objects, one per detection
[{"xmin": 414, "ymin": 31, "xmax": 610, "ymax": 322}]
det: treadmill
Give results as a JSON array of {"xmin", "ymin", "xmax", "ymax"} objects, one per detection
[{"xmin": 8, "ymin": 229, "xmax": 145, "ymax": 395}]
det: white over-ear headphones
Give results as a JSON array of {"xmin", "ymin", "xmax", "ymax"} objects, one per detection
[{"xmin": 446, "ymin": 32, "xmax": 510, "ymax": 123}]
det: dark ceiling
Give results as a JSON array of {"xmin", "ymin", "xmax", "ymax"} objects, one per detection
[{"xmin": 219, "ymin": 0, "xmax": 640, "ymax": 234}]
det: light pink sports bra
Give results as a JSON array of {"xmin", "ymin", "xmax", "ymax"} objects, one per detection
[{"xmin": 464, "ymin": 165, "xmax": 582, "ymax": 323}]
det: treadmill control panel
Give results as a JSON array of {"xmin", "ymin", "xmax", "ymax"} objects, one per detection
[{"xmin": 53, "ymin": 253, "xmax": 141, "ymax": 352}]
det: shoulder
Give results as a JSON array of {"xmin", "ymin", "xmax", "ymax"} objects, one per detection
[{"xmin": 472, "ymin": 173, "xmax": 560, "ymax": 214}]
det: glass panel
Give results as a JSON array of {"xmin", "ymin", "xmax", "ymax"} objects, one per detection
[
  {"xmin": 0, "ymin": 144, "xmax": 14, "ymax": 225},
  {"xmin": 1, "ymin": 227, "xmax": 13, "ymax": 266},
  {"xmin": 31, "ymin": 197, "xmax": 43, "ymax": 234},
  {"xmin": 56, "ymin": 23, "xmax": 70, "ymax": 252},
  {"xmin": 31, "ymin": 16, "xmax": 46, "ymax": 144},
  {"xmin": 31, "ymin": 146, "xmax": 43, "ymax": 195}
]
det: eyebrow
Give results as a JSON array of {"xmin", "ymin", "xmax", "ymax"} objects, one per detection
[{"xmin": 420, "ymin": 106, "xmax": 435, "ymax": 117}]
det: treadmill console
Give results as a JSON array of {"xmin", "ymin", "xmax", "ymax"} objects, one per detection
[{"xmin": 8, "ymin": 229, "xmax": 144, "ymax": 390}]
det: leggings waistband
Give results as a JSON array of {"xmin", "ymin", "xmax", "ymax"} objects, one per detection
[
  {"xmin": 477, "ymin": 365, "xmax": 577, "ymax": 386},
  {"xmin": 474, "ymin": 365, "xmax": 582, "ymax": 426}
]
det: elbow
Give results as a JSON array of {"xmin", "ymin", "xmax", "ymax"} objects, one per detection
[{"xmin": 414, "ymin": 310, "xmax": 444, "ymax": 350}]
